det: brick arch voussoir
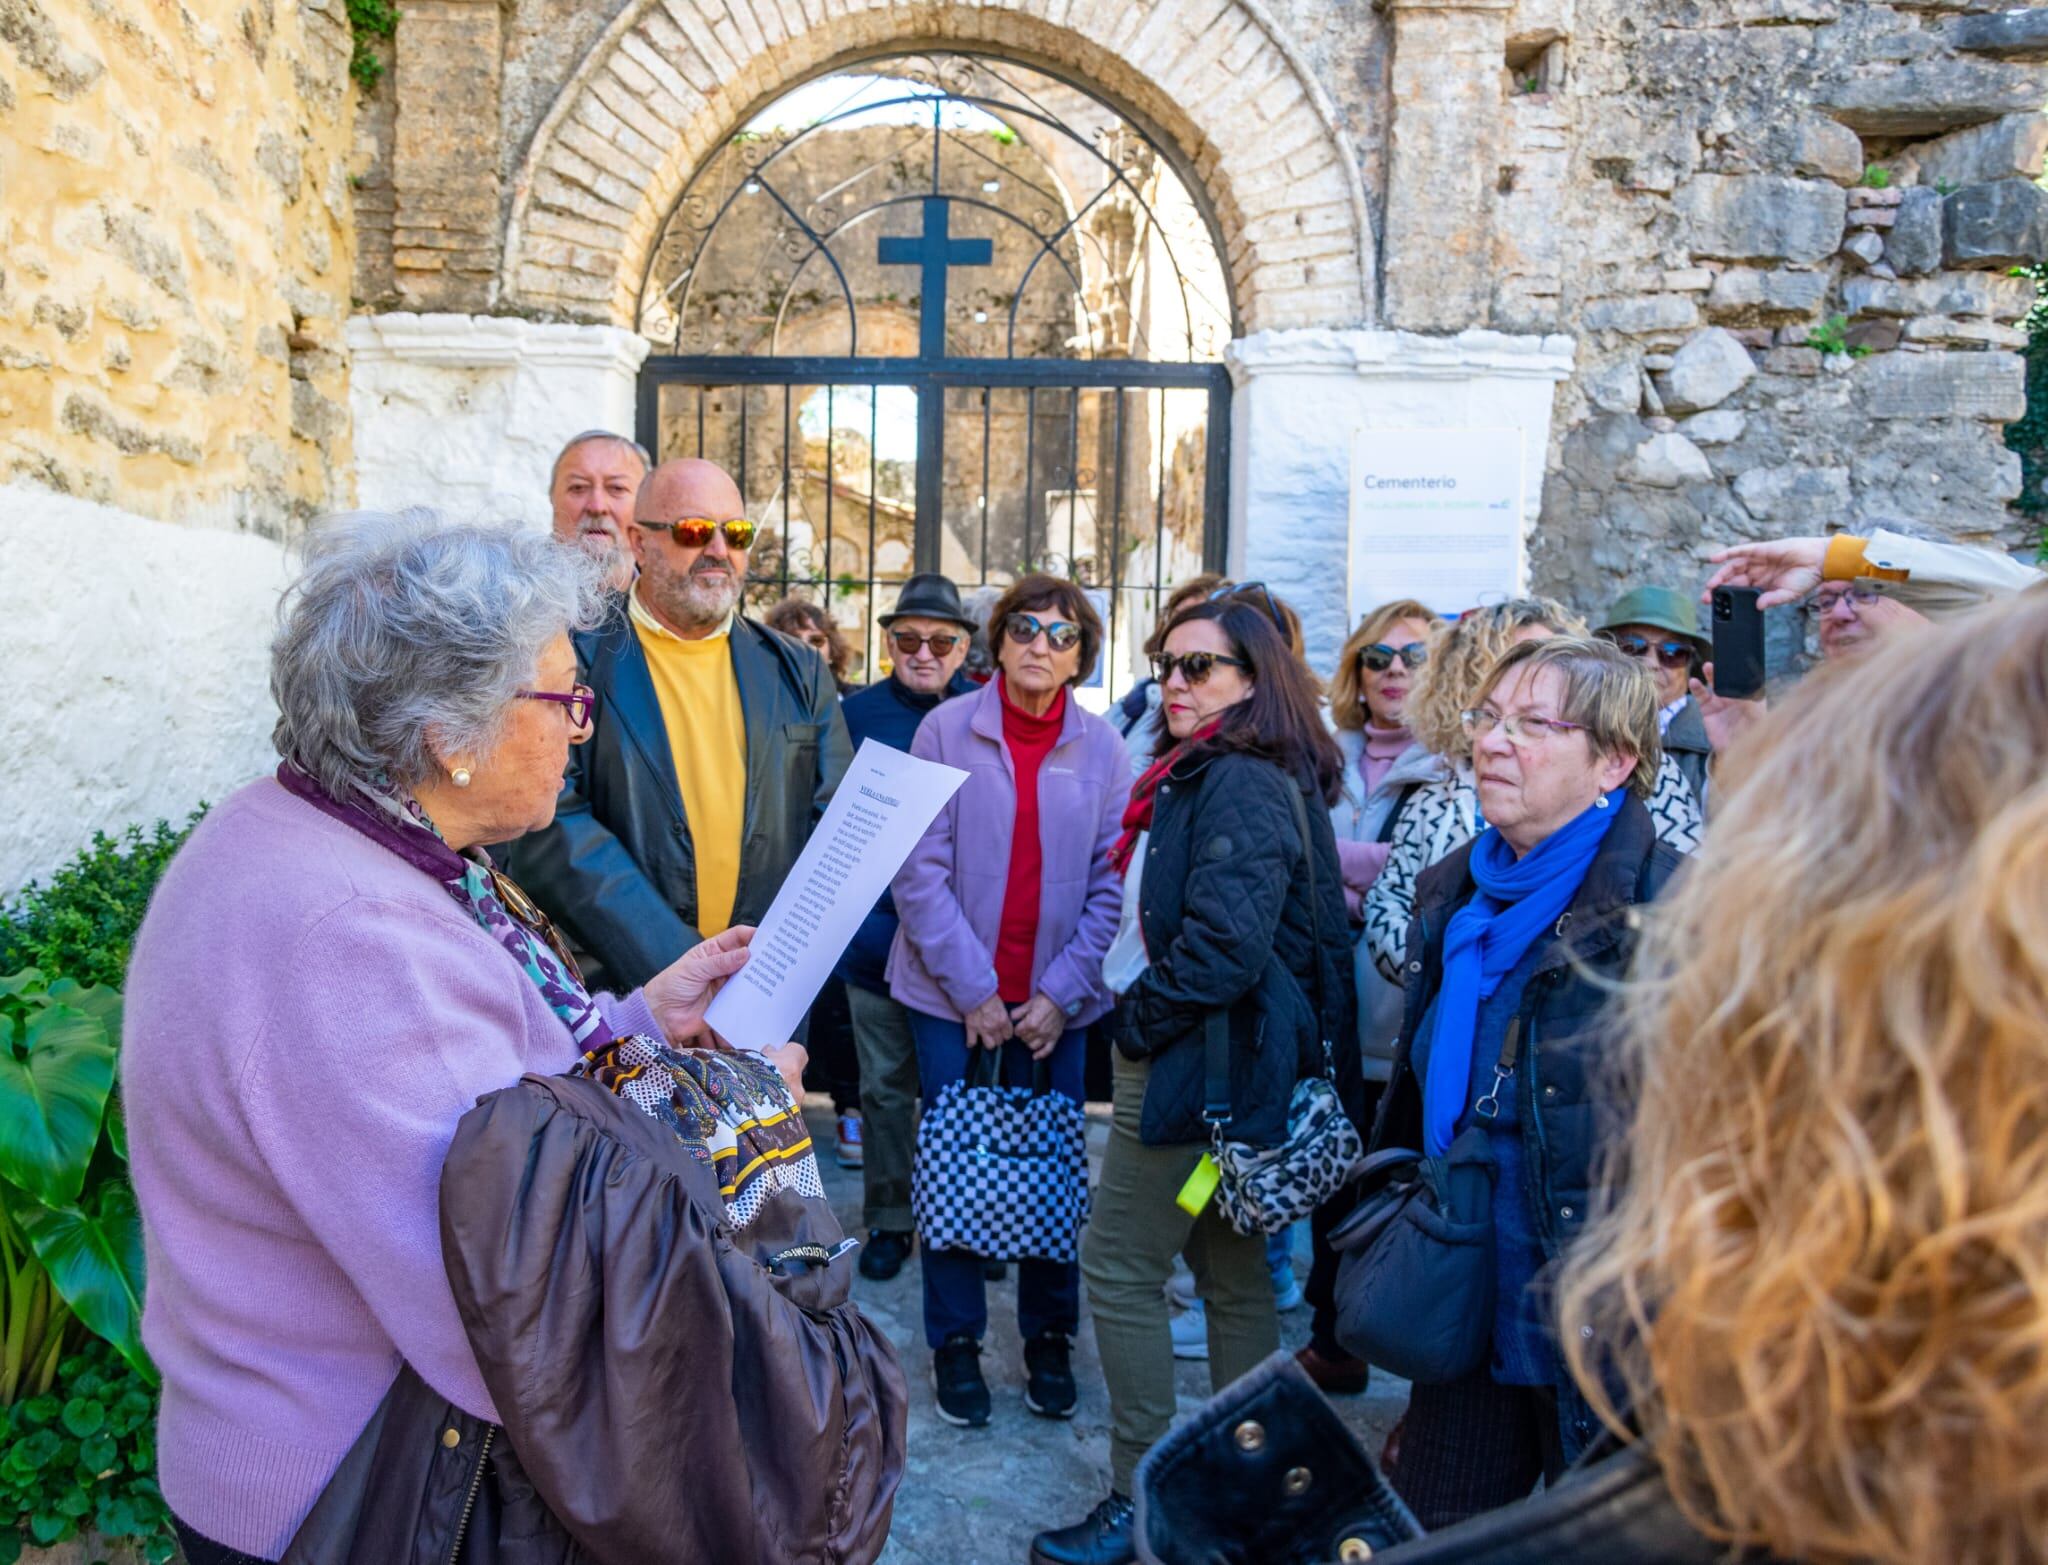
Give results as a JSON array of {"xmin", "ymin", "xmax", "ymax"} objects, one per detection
[{"xmin": 502, "ymin": 0, "xmax": 1374, "ymax": 334}]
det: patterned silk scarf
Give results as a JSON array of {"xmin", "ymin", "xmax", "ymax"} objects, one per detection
[{"xmin": 276, "ymin": 762, "xmax": 613, "ymax": 1048}]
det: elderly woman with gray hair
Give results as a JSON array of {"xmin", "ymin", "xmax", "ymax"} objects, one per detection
[{"xmin": 123, "ymin": 514, "xmax": 803, "ymax": 1563}]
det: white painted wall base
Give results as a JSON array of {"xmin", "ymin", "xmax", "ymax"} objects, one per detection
[
  {"xmin": 347, "ymin": 313, "xmax": 651, "ymax": 528},
  {"xmin": 0, "ymin": 485, "xmax": 292, "ymax": 896},
  {"xmin": 1227, "ymin": 328, "xmax": 1576, "ymax": 660}
]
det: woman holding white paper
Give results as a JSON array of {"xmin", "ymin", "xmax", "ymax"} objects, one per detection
[{"xmin": 887, "ymin": 573, "xmax": 1127, "ymax": 1432}]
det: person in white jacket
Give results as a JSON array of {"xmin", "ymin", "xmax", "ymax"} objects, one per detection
[{"xmin": 1705, "ymin": 525, "xmax": 2041, "ymax": 610}]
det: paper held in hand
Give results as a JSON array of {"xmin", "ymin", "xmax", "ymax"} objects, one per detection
[{"xmin": 704, "ymin": 738, "xmax": 968, "ymax": 1053}]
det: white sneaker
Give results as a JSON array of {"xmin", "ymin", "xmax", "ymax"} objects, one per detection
[
  {"xmin": 1169, "ymin": 1300, "xmax": 1209, "ymax": 1361},
  {"xmin": 1163, "ymin": 1271, "xmax": 1199, "ymax": 1311},
  {"xmin": 1272, "ymin": 1271, "xmax": 1305, "ymax": 1313}
]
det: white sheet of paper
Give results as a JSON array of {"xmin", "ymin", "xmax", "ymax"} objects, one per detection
[
  {"xmin": 703, "ymin": 737, "xmax": 968, "ymax": 1053},
  {"xmin": 1348, "ymin": 426, "xmax": 1526, "ymax": 619}
]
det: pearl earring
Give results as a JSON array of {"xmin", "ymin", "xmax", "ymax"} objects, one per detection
[
  {"xmin": 452, "ymin": 767, "xmax": 473, "ymax": 788},
  {"xmin": 1594, "ymin": 793, "xmax": 1609, "ymax": 809}
]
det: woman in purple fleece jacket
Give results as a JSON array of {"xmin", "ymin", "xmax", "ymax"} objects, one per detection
[{"xmin": 122, "ymin": 515, "xmax": 793, "ymax": 1564}]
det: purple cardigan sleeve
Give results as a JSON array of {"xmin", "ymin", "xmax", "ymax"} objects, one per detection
[
  {"xmin": 1034, "ymin": 725, "xmax": 1125, "ymax": 1015},
  {"xmin": 890, "ymin": 712, "xmax": 1001, "ymax": 1015},
  {"xmin": 596, "ymin": 987, "xmax": 662, "ymax": 1042}
]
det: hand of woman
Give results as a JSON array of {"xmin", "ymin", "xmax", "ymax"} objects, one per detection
[
  {"xmin": 760, "ymin": 1040, "xmax": 808, "ymax": 1100},
  {"xmin": 964, "ymin": 993, "xmax": 1013, "ymax": 1051},
  {"xmin": 1008, "ymin": 992, "xmax": 1066, "ymax": 1059},
  {"xmin": 643, "ymin": 925, "xmax": 754, "ymax": 1043},
  {"xmin": 1702, "ymin": 537, "xmax": 1828, "ymax": 609}
]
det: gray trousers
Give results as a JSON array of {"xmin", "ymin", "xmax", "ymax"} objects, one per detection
[{"xmin": 845, "ymin": 982, "xmax": 920, "ymax": 1233}]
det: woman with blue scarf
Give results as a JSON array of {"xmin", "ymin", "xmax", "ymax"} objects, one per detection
[{"xmin": 1365, "ymin": 636, "xmax": 1685, "ymax": 1528}]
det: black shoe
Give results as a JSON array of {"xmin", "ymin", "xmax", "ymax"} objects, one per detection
[
  {"xmin": 1022, "ymin": 1331, "xmax": 1077, "ymax": 1419},
  {"xmin": 1029, "ymin": 1492, "xmax": 1135, "ymax": 1565},
  {"xmin": 931, "ymin": 1334, "xmax": 990, "ymax": 1428},
  {"xmin": 858, "ymin": 1229, "xmax": 912, "ymax": 1281},
  {"xmin": 984, "ymin": 1258, "xmax": 1008, "ymax": 1281}
]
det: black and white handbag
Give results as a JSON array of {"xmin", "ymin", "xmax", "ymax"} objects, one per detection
[
  {"xmin": 911, "ymin": 1046, "xmax": 1091, "ymax": 1263},
  {"xmin": 1209, "ymin": 785, "xmax": 1368, "ymax": 1238}
]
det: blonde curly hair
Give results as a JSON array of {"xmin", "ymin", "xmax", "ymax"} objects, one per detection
[
  {"xmin": 1402, "ymin": 595, "xmax": 1582, "ymax": 760},
  {"xmin": 1557, "ymin": 589, "xmax": 2048, "ymax": 1565}
]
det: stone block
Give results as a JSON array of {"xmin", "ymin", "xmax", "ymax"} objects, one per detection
[
  {"xmin": 1947, "ymin": 8, "xmax": 2048, "ymax": 59},
  {"xmin": 1911, "ymin": 113, "xmax": 2048, "ymax": 190},
  {"xmin": 1842, "ymin": 269, "xmax": 2036, "ymax": 318},
  {"xmin": 1585, "ymin": 358, "xmax": 1645, "ymax": 413},
  {"xmin": 1583, "ymin": 293, "xmax": 1702, "ymax": 335},
  {"xmin": 1733, "ymin": 463, "xmax": 1852, "ymax": 522},
  {"xmin": 1622, "ymin": 431, "xmax": 1713, "ymax": 488},
  {"xmin": 1778, "ymin": 114, "xmax": 1865, "ymax": 184},
  {"xmin": 1704, "ymin": 267, "xmax": 1831, "ymax": 319},
  {"xmin": 1657, "ymin": 326, "xmax": 1757, "ymax": 413},
  {"xmin": 1764, "ymin": 346, "xmax": 1824, "ymax": 374},
  {"xmin": 1900, "ymin": 315, "xmax": 2029, "ymax": 346},
  {"xmin": 1943, "ymin": 180, "xmax": 2048, "ymax": 267},
  {"xmin": 1679, "ymin": 409, "xmax": 1747, "ymax": 445},
  {"xmin": 1678, "ymin": 174, "xmax": 1849, "ymax": 264},
  {"xmin": 1854, "ymin": 348, "xmax": 2026, "ymax": 419},
  {"xmin": 1663, "ymin": 267, "xmax": 1715, "ymax": 291},
  {"xmin": 1884, "ymin": 186, "xmax": 1945, "ymax": 275},
  {"xmin": 1822, "ymin": 58, "xmax": 2048, "ymax": 136},
  {"xmin": 1845, "ymin": 318, "xmax": 1903, "ymax": 351},
  {"xmin": 1843, "ymin": 230, "xmax": 1887, "ymax": 265}
]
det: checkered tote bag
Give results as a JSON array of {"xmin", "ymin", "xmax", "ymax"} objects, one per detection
[{"xmin": 911, "ymin": 1048, "xmax": 1091, "ymax": 1263}]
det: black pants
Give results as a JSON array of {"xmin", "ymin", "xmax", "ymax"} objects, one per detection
[
  {"xmin": 1384, "ymin": 1368, "xmax": 1565, "ymax": 1530},
  {"xmin": 175, "ymin": 1518, "xmax": 274, "ymax": 1565},
  {"xmin": 802, "ymin": 975, "xmax": 861, "ymax": 1113}
]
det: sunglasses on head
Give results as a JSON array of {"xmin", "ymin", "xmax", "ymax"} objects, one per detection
[
  {"xmin": 1360, "ymin": 641, "xmax": 1428, "ymax": 673},
  {"xmin": 890, "ymin": 629, "xmax": 961, "ymax": 657},
  {"xmin": 1602, "ymin": 631, "xmax": 1695, "ymax": 669},
  {"xmin": 1003, "ymin": 613, "xmax": 1082, "ymax": 652},
  {"xmin": 1151, "ymin": 650, "xmax": 1247, "ymax": 686},
  {"xmin": 1208, "ymin": 580, "xmax": 1288, "ymax": 637},
  {"xmin": 641, "ymin": 517, "xmax": 756, "ymax": 550}
]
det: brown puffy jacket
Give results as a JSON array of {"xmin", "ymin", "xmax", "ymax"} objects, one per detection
[{"xmin": 282, "ymin": 1071, "xmax": 907, "ymax": 1565}]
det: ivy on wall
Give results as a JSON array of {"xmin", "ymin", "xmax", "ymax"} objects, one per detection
[
  {"xmin": 2004, "ymin": 263, "xmax": 2048, "ymax": 553},
  {"xmin": 346, "ymin": 0, "xmax": 398, "ymax": 90}
]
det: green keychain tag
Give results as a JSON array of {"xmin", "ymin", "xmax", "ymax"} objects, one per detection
[{"xmin": 1176, "ymin": 1153, "xmax": 1221, "ymax": 1217}]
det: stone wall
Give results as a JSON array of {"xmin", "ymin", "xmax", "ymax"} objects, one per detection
[
  {"xmin": 1520, "ymin": 0, "xmax": 2048, "ymax": 613},
  {"xmin": 0, "ymin": 0, "xmax": 356, "ymax": 533}
]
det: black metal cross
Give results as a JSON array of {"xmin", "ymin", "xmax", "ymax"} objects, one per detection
[{"xmin": 878, "ymin": 196, "xmax": 991, "ymax": 361}]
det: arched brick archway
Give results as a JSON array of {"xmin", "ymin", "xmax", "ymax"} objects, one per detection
[{"xmin": 500, "ymin": 0, "xmax": 1374, "ymax": 334}]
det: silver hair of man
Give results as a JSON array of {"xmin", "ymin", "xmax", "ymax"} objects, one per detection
[
  {"xmin": 271, "ymin": 511, "xmax": 609, "ymax": 801},
  {"xmin": 550, "ymin": 429, "xmax": 652, "ymax": 486}
]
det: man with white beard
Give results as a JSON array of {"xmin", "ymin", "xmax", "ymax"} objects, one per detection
[
  {"xmin": 547, "ymin": 430, "xmax": 648, "ymax": 593},
  {"xmin": 505, "ymin": 457, "xmax": 852, "ymax": 989}
]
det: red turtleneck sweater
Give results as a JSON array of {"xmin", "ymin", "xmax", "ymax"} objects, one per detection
[{"xmin": 994, "ymin": 676, "xmax": 1067, "ymax": 1004}]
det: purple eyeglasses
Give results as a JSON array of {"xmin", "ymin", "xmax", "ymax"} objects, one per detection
[{"xmin": 516, "ymin": 684, "xmax": 597, "ymax": 730}]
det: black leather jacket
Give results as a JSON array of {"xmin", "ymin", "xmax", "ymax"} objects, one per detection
[
  {"xmin": 1371, "ymin": 793, "xmax": 1682, "ymax": 1462},
  {"xmin": 1133, "ymin": 1354, "xmax": 1772, "ymax": 1565},
  {"xmin": 503, "ymin": 604, "xmax": 853, "ymax": 990}
]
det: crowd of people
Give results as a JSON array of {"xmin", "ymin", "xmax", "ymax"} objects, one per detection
[{"xmin": 116, "ymin": 420, "xmax": 2048, "ymax": 1565}]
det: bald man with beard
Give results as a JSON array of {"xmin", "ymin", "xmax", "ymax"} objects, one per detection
[{"xmin": 505, "ymin": 458, "xmax": 852, "ymax": 989}]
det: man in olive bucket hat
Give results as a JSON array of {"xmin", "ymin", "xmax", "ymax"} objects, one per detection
[{"xmin": 1595, "ymin": 585, "xmax": 1715, "ymax": 809}]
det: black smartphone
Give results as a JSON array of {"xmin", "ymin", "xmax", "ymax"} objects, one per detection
[{"xmin": 1711, "ymin": 586, "xmax": 1766, "ymax": 700}]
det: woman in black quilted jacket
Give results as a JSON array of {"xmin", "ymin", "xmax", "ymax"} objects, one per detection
[{"xmin": 1031, "ymin": 592, "xmax": 1356, "ymax": 1565}]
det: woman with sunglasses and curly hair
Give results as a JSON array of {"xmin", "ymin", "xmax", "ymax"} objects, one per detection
[
  {"xmin": 887, "ymin": 573, "xmax": 1127, "ymax": 1431},
  {"xmin": 1032, "ymin": 595, "xmax": 1356, "ymax": 1565},
  {"xmin": 1361, "ymin": 598, "xmax": 1705, "ymax": 990}
]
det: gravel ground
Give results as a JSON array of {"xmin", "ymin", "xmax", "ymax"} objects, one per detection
[{"xmin": 804, "ymin": 1097, "xmax": 1411, "ymax": 1565}]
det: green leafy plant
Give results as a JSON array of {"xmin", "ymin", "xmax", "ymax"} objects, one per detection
[
  {"xmin": 0, "ymin": 970, "xmax": 147, "ymax": 1405},
  {"xmin": 1804, "ymin": 313, "xmax": 1870, "ymax": 358},
  {"xmin": 2004, "ymin": 263, "xmax": 2048, "ymax": 552},
  {"xmin": 1860, "ymin": 164, "xmax": 1891, "ymax": 189},
  {"xmin": 345, "ymin": 0, "xmax": 398, "ymax": 91},
  {"xmin": 0, "ymin": 811, "xmax": 201, "ymax": 992},
  {"xmin": 0, "ymin": 1338, "xmax": 174, "ymax": 1562},
  {"xmin": 1934, "ymin": 177, "xmax": 1954, "ymax": 196}
]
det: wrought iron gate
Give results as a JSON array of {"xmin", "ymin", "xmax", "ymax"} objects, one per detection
[{"xmin": 634, "ymin": 54, "xmax": 1233, "ymax": 697}]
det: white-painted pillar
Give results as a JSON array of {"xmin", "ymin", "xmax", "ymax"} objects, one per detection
[
  {"xmin": 345, "ymin": 312, "xmax": 651, "ymax": 527},
  {"xmin": 1227, "ymin": 328, "xmax": 1576, "ymax": 660}
]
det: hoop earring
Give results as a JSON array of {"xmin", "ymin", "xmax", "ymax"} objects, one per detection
[{"xmin": 452, "ymin": 768, "xmax": 473, "ymax": 788}]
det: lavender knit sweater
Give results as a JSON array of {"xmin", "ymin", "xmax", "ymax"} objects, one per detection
[{"xmin": 122, "ymin": 778, "xmax": 661, "ymax": 1559}]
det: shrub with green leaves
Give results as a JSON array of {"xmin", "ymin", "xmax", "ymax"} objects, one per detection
[
  {"xmin": 0, "ymin": 1338, "xmax": 174, "ymax": 1563},
  {"xmin": 0, "ymin": 813, "xmax": 202, "ymax": 993}
]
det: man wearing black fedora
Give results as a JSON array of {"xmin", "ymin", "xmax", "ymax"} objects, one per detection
[{"xmin": 835, "ymin": 572, "xmax": 979, "ymax": 1280}]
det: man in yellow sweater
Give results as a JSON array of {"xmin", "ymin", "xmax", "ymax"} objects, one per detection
[{"xmin": 505, "ymin": 458, "xmax": 852, "ymax": 989}]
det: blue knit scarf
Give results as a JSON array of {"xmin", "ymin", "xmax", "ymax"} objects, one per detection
[{"xmin": 1421, "ymin": 789, "xmax": 1625, "ymax": 1155}]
